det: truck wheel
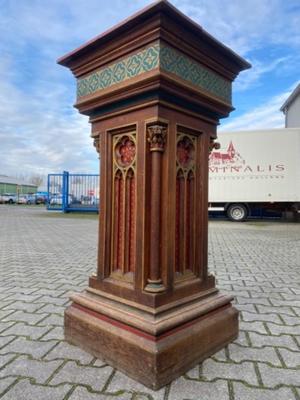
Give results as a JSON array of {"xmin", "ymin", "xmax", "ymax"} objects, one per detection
[
  {"xmin": 227, "ymin": 204, "xmax": 248, "ymax": 222},
  {"xmin": 8, "ymin": 199, "xmax": 13, "ymax": 204}
]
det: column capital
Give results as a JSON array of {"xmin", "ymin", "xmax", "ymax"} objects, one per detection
[
  {"xmin": 208, "ymin": 137, "xmax": 220, "ymax": 154},
  {"xmin": 93, "ymin": 137, "xmax": 100, "ymax": 154},
  {"xmin": 147, "ymin": 124, "xmax": 167, "ymax": 152}
]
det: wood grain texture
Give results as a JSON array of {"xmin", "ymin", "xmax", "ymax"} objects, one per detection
[
  {"xmin": 59, "ymin": 0, "xmax": 249, "ymax": 389},
  {"xmin": 65, "ymin": 298, "xmax": 238, "ymax": 389}
]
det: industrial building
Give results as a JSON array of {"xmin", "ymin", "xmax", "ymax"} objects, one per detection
[
  {"xmin": 280, "ymin": 83, "xmax": 300, "ymax": 128},
  {"xmin": 0, "ymin": 175, "xmax": 37, "ymax": 195}
]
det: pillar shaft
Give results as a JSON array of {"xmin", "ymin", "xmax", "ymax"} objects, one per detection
[
  {"xmin": 58, "ymin": 0, "xmax": 250, "ymax": 389},
  {"xmin": 145, "ymin": 124, "xmax": 166, "ymax": 292}
]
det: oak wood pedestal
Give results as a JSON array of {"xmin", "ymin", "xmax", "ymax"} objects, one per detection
[{"xmin": 58, "ymin": 0, "xmax": 250, "ymax": 389}]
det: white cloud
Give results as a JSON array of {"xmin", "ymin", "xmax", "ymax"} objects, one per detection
[
  {"xmin": 219, "ymin": 81, "xmax": 300, "ymax": 132},
  {"xmin": 0, "ymin": 54, "xmax": 96, "ymax": 176},
  {"xmin": 175, "ymin": 0, "xmax": 300, "ymax": 57},
  {"xmin": 234, "ymin": 57, "xmax": 290, "ymax": 91},
  {"xmin": 0, "ymin": 0, "xmax": 299, "ymax": 177}
]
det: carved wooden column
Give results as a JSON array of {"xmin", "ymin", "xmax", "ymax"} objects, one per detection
[
  {"xmin": 145, "ymin": 124, "xmax": 167, "ymax": 293},
  {"xmin": 58, "ymin": 0, "xmax": 250, "ymax": 390}
]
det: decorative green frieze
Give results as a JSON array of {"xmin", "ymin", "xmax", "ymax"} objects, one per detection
[
  {"xmin": 160, "ymin": 44, "xmax": 231, "ymax": 103},
  {"xmin": 77, "ymin": 41, "xmax": 231, "ymax": 104},
  {"xmin": 77, "ymin": 44, "xmax": 160, "ymax": 98}
]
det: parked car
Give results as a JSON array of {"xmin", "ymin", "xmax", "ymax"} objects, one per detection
[
  {"xmin": 0, "ymin": 193, "xmax": 17, "ymax": 204},
  {"xmin": 49, "ymin": 194, "xmax": 73, "ymax": 205},
  {"xmin": 35, "ymin": 192, "xmax": 48, "ymax": 204},
  {"xmin": 81, "ymin": 196, "xmax": 93, "ymax": 205},
  {"xmin": 26, "ymin": 194, "xmax": 37, "ymax": 205},
  {"xmin": 17, "ymin": 195, "xmax": 30, "ymax": 204},
  {"xmin": 81, "ymin": 195, "xmax": 99, "ymax": 206},
  {"xmin": 35, "ymin": 195, "xmax": 46, "ymax": 204},
  {"xmin": 50, "ymin": 195, "xmax": 63, "ymax": 205}
]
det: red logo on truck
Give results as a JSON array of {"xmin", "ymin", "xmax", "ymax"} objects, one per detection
[
  {"xmin": 209, "ymin": 141, "xmax": 285, "ymax": 175},
  {"xmin": 209, "ymin": 141, "xmax": 245, "ymax": 166}
]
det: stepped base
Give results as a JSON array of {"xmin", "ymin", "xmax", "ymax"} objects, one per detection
[{"xmin": 64, "ymin": 289, "xmax": 238, "ymax": 390}]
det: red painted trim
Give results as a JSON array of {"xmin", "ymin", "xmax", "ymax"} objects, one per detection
[
  {"xmin": 73, "ymin": 302, "xmax": 156, "ymax": 341},
  {"xmin": 72, "ymin": 302, "xmax": 231, "ymax": 342}
]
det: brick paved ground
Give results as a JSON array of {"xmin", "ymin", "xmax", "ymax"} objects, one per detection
[{"xmin": 0, "ymin": 205, "xmax": 299, "ymax": 400}]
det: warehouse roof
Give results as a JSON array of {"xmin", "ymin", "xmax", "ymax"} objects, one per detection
[
  {"xmin": 0, "ymin": 175, "xmax": 37, "ymax": 187},
  {"xmin": 280, "ymin": 83, "xmax": 300, "ymax": 112}
]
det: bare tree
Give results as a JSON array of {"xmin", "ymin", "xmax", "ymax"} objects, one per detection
[{"xmin": 29, "ymin": 174, "xmax": 44, "ymax": 188}]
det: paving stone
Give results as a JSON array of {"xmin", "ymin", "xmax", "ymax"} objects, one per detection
[
  {"xmin": 40, "ymin": 327, "xmax": 64, "ymax": 341},
  {"xmin": 0, "ymin": 301, "xmax": 16, "ymax": 310},
  {"xmin": 31, "ymin": 289, "xmax": 66, "ymax": 297},
  {"xmin": 281, "ymin": 315, "xmax": 300, "ymax": 326},
  {"xmin": 50, "ymin": 361, "xmax": 113, "ymax": 391},
  {"xmin": 257, "ymin": 305, "xmax": 298, "ymax": 317},
  {"xmin": 2, "ymin": 311, "xmax": 48, "ymax": 325},
  {"xmin": 2, "ymin": 301, "xmax": 44, "ymax": 313},
  {"xmin": 249, "ymin": 332, "xmax": 299, "ymax": 350},
  {"xmin": 1, "ymin": 205, "xmax": 300, "ymax": 399},
  {"xmin": 107, "ymin": 371, "xmax": 165, "ymax": 399},
  {"xmin": 5, "ymin": 294, "xmax": 42, "ymax": 303},
  {"xmin": 202, "ymin": 359, "xmax": 259, "ymax": 385},
  {"xmin": 233, "ymin": 284, "xmax": 263, "ymax": 293},
  {"xmin": 262, "ymin": 287, "xmax": 294, "ymax": 295},
  {"xmin": 0, "ymin": 337, "xmax": 57, "ymax": 358},
  {"xmin": 233, "ymin": 331, "xmax": 250, "ymax": 346},
  {"xmin": 40, "ymin": 314, "xmax": 64, "ymax": 326},
  {"xmin": 237, "ymin": 281, "xmax": 273, "ymax": 288},
  {"xmin": 69, "ymin": 386, "xmax": 131, "ymax": 400},
  {"xmin": 236, "ymin": 304, "xmax": 257, "ymax": 313},
  {"xmin": 168, "ymin": 376, "xmax": 229, "ymax": 400},
  {"xmin": 0, "ymin": 322, "xmax": 50, "ymax": 339},
  {"xmin": 45, "ymin": 341, "xmax": 94, "ymax": 364},
  {"xmin": 250, "ymin": 291, "xmax": 283, "ymax": 300},
  {"xmin": 282, "ymin": 294, "xmax": 300, "ymax": 301},
  {"xmin": 237, "ymin": 297, "xmax": 271, "ymax": 306},
  {"xmin": 0, "ymin": 311, "xmax": 15, "ymax": 321},
  {"xmin": 227, "ymin": 343, "xmax": 281, "ymax": 366},
  {"xmin": 0, "ymin": 322, "xmax": 15, "ymax": 334},
  {"xmin": 278, "ymin": 348, "xmax": 300, "ymax": 368},
  {"xmin": 233, "ymin": 382, "xmax": 296, "ymax": 400},
  {"xmin": 181, "ymin": 365, "xmax": 199, "ymax": 379},
  {"xmin": 241, "ymin": 311, "xmax": 282, "ymax": 324},
  {"xmin": 0, "ymin": 379, "xmax": 71, "ymax": 400},
  {"xmin": 0, "ymin": 377, "xmax": 16, "ymax": 395},
  {"xmin": 227, "ymin": 276, "xmax": 257, "ymax": 282},
  {"xmin": 38, "ymin": 304, "xmax": 65, "ymax": 315},
  {"xmin": 240, "ymin": 321, "xmax": 268, "ymax": 334},
  {"xmin": 93, "ymin": 359, "xmax": 107, "ymax": 367},
  {"xmin": 33, "ymin": 296, "xmax": 68, "ymax": 306},
  {"xmin": 258, "ymin": 363, "xmax": 300, "ymax": 388},
  {"xmin": 0, "ymin": 356, "xmax": 63, "ymax": 384},
  {"xmin": 270, "ymin": 299, "xmax": 300, "ymax": 308},
  {"xmin": 211, "ymin": 348, "xmax": 227, "ymax": 361},
  {"xmin": 0, "ymin": 293, "xmax": 14, "ymax": 301},
  {"xmin": 0, "ymin": 354, "xmax": 16, "ymax": 369},
  {"xmin": 0, "ymin": 336, "xmax": 15, "ymax": 350},
  {"xmin": 223, "ymin": 290, "xmax": 250, "ymax": 298},
  {"xmin": 267, "ymin": 322, "xmax": 300, "ymax": 336}
]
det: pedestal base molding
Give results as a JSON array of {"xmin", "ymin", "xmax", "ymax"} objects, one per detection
[{"xmin": 64, "ymin": 290, "xmax": 238, "ymax": 389}]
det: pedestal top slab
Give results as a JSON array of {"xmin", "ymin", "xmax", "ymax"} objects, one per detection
[{"xmin": 58, "ymin": 0, "xmax": 250, "ymax": 118}]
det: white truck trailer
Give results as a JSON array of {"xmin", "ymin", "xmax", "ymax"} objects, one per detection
[{"xmin": 208, "ymin": 128, "xmax": 300, "ymax": 221}]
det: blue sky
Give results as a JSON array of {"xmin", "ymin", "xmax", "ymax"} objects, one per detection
[{"xmin": 0, "ymin": 0, "xmax": 299, "ymax": 178}]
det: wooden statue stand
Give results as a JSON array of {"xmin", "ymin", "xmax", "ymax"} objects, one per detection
[{"xmin": 58, "ymin": 0, "xmax": 250, "ymax": 389}]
